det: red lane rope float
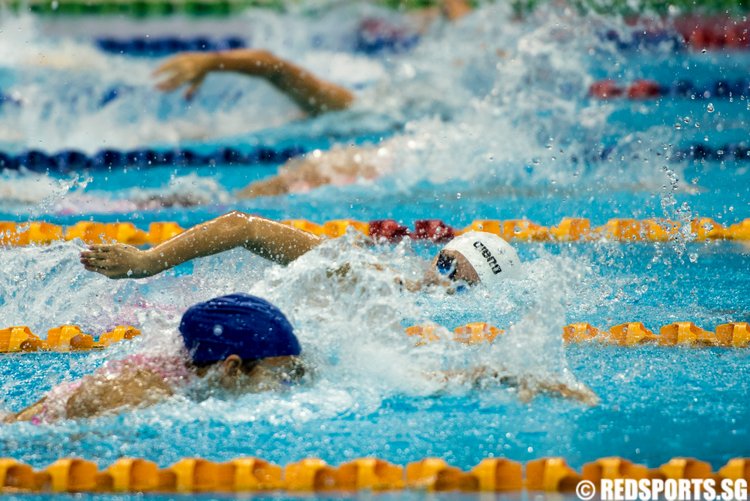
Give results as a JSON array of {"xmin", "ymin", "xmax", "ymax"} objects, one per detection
[
  {"xmin": 0, "ymin": 325, "xmax": 139, "ymax": 353},
  {"xmin": 0, "ymin": 456, "xmax": 747, "ymax": 493},
  {"xmin": 4, "ymin": 321, "xmax": 747, "ymax": 354},
  {"xmin": 673, "ymin": 16, "xmax": 750, "ymax": 50},
  {"xmin": 589, "ymin": 78, "xmax": 749, "ymax": 100},
  {"xmin": 0, "ymin": 217, "xmax": 748, "ymax": 247},
  {"xmin": 608, "ymin": 18, "xmax": 750, "ymax": 52}
]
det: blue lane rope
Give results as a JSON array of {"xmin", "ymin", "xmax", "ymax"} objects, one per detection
[
  {"xmin": 599, "ymin": 29, "xmax": 686, "ymax": 51},
  {"xmin": 592, "ymin": 143, "xmax": 750, "ymax": 163},
  {"xmin": 672, "ymin": 144, "xmax": 750, "ymax": 162},
  {"xmin": 93, "ymin": 33, "xmax": 418, "ymax": 58},
  {"xmin": 96, "ymin": 36, "xmax": 247, "ymax": 57},
  {"xmin": 0, "ymin": 142, "xmax": 746, "ymax": 173},
  {"xmin": 586, "ymin": 78, "xmax": 750, "ymax": 99},
  {"xmin": 0, "ymin": 145, "xmax": 309, "ymax": 172},
  {"xmin": 663, "ymin": 79, "xmax": 750, "ymax": 98}
]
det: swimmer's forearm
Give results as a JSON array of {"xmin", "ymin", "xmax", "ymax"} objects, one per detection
[
  {"xmin": 143, "ymin": 212, "xmax": 255, "ymax": 273},
  {"xmin": 242, "ymin": 216, "xmax": 323, "ymax": 263},
  {"xmin": 144, "ymin": 212, "xmax": 322, "ymax": 271},
  {"xmin": 536, "ymin": 381, "xmax": 600, "ymax": 406},
  {"xmin": 441, "ymin": 0, "xmax": 472, "ymax": 20},
  {"xmin": 210, "ymin": 50, "xmax": 354, "ymax": 115},
  {"xmin": 5, "ymin": 397, "xmax": 47, "ymax": 423}
]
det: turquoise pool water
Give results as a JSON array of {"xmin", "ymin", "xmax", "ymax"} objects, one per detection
[{"xmin": 0, "ymin": 2, "xmax": 749, "ymax": 499}]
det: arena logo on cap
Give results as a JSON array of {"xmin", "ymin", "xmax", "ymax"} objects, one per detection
[{"xmin": 472, "ymin": 240, "xmax": 503, "ymax": 274}]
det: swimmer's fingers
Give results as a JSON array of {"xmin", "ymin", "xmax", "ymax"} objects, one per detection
[
  {"xmin": 83, "ymin": 264, "xmax": 110, "ymax": 274},
  {"xmin": 184, "ymin": 74, "xmax": 206, "ymax": 101},
  {"xmin": 80, "ymin": 247, "xmax": 112, "ymax": 259},
  {"xmin": 80, "ymin": 252, "xmax": 100, "ymax": 261},
  {"xmin": 80, "ymin": 257, "xmax": 109, "ymax": 267},
  {"xmin": 154, "ymin": 57, "xmax": 209, "ymax": 93},
  {"xmin": 80, "ymin": 251, "xmax": 106, "ymax": 259},
  {"xmin": 152, "ymin": 62, "xmax": 176, "ymax": 78},
  {"xmin": 87, "ymin": 244, "xmax": 114, "ymax": 252},
  {"xmin": 80, "ymin": 255, "xmax": 110, "ymax": 266},
  {"xmin": 152, "ymin": 56, "xmax": 190, "ymax": 78},
  {"xmin": 574, "ymin": 386, "xmax": 600, "ymax": 406},
  {"xmin": 155, "ymin": 72, "xmax": 192, "ymax": 93}
]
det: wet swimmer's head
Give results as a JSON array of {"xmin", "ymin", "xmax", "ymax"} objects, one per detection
[
  {"xmin": 434, "ymin": 232, "xmax": 522, "ymax": 286},
  {"xmin": 179, "ymin": 293, "xmax": 303, "ymax": 388}
]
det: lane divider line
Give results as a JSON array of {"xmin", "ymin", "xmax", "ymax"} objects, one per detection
[
  {"xmin": 0, "ymin": 217, "xmax": 747, "ymax": 247},
  {"xmin": 3, "ymin": 321, "xmax": 747, "ymax": 354},
  {"xmin": 0, "ymin": 456, "xmax": 746, "ymax": 493}
]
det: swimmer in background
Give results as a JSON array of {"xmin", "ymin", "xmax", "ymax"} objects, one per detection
[
  {"xmin": 6, "ymin": 293, "xmax": 596, "ymax": 424},
  {"xmin": 149, "ymin": 0, "xmax": 474, "ymax": 202},
  {"xmin": 154, "ymin": 49, "xmax": 381, "ymax": 200}
]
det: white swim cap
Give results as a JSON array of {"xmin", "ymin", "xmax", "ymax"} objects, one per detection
[{"xmin": 442, "ymin": 231, "xmax": 523, "ymax": 284}]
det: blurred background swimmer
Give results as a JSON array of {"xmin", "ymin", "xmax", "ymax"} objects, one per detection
[
  {"xmin": 80, "ymin": 211, "xmax": 522, "ymax": 291},
  {"xmin": 143, "ymin": 0, "xmax": 475, "ymax": 203}
]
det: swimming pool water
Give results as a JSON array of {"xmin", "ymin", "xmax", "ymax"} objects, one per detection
[{"xmin": 1, "ymin": 2, "xmax": 749, "ymax": 499}]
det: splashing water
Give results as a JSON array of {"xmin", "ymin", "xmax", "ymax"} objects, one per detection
[{"xmin": 0, "ymin": 0, "xmax": 748, "ymax": 473}]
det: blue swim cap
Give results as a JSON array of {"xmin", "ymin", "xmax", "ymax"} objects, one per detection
[{"xmin": 179, "ymin": 293, "xmax": 301, "ymax": 365}]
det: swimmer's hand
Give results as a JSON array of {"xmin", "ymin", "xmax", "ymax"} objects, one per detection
[
  {"xmin": 435, "ymin": 368, "xmax": 600, "ymax": 406},
  {"xmin": 153, "ymin": 52, "xmax": 217, "ymax": 100},
  {"xmin": 80, "ymin": 244, "xmax": 158, "ymax": 279},
  {"xmin": 396, "ymin": 267, "xmax": 453, "ymax": 292},
  {"xmin": 518, "ymin": 379, "xmax": 600, "ymax": 407}
]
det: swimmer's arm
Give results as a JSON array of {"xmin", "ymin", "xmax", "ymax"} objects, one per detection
[
  {"xmin": 236, "ymin": 158, "xmax": 333, "ymax": 199},
  {"xmin": 516, "ymin": 378, "xmax": 600, "ymax": 406},
  {"xmin": 64, "ymin": 367, "xmax": 174, "ymax": 420},
  {"xmin": 416, "ymin": 0, "xmax": 472, "ymax": 26},
  {"xmin": 4, "ymin": 397, "xmax": 48, "ymax": 423},
  {"xmin": 236, "ymin": 150, "xmax": 381, "ymax": 199},
  {"xmin": 395, "ymin": 267, "xmax": 452, "ymax": 293},
  {"xmin": 441, "ymin": 0, "xmax": 473, "ymax": 21},
  {"xmin": 6, "ymin": 367, "xmax": 174, "ymax": 423},
  {"xmin": 154, "ymin": 49, "xmax": 354, "ymax": 115},
  {"xmin": 82, "ymin": 213, "xmax": 322, "ymax": 279},
  {"xmin": 144, "ymin": 213, "xmax": 322, "ymax": 268},
  {"xmin": 433, "ymin": 368, "xmax": 599, "ymax": 406}
]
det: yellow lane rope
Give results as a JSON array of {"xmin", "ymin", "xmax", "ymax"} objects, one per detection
[
  {"xmin": 0, "ymin": 217, "xmax": 748, "ymax": 247},
  {"xmin": 2, "ymin": 321, "xmax": 748, "ymax": 354},
  {"xmin": 0, "ymin": 456, "xmax": 747, "ymax": 493}
]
